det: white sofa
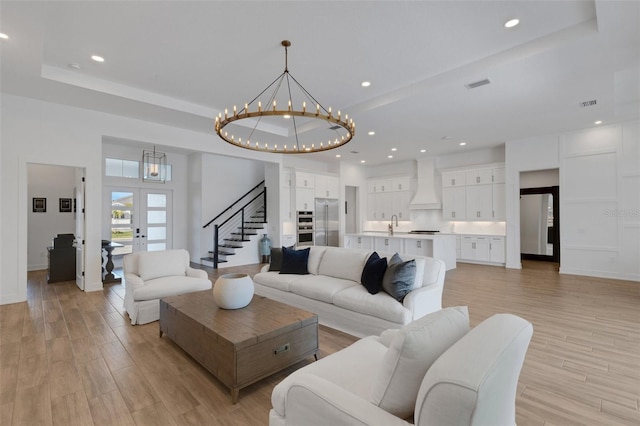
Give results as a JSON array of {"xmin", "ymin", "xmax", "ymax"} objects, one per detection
[
  {"xmin": 270, "ymin": 308, "xmax": 533, "ymax": 426},
  {"xmin": 253, "ymin": 246, "xmax": 446, "ymax": 337},
  {"xmin": 123, "ymin": 249, "xmax": 212, "ymax": 325}
]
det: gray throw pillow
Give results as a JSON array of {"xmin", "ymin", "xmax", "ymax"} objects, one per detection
[{"xmin": 382, "ymin": 253, "xmax": 416, "ymax": 302}]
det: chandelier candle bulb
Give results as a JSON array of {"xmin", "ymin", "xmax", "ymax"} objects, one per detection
[
  {"xmin": 288, "ymin": 100, "xmax": 292, "ymax": 111},
  {"xmin": 225, "ymin": 109, "xmax": 228, "ymax": 119},
  {"xmin": 258, "ymin": 101, "xmax": 262, "ymax": 112},
  {"xmin": 302, "ymin": 102, "xmax": 306, "ymax": 113},
  {"xmin": 273, "ymin": 100, "xmax": 277, "ymax": 111},
  {"xmin": 316, "ymin": 104, "xmax": 320, "ymax": 115},
  {"xmin": 245, "ymin": 103, "xmax": 248, "ymax": 113},
  {"xmin": 338, "ymin": 110, "xmax": 341, "ymax": 120}
]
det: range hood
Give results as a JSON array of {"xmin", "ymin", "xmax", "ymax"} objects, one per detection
[{"xmin": 409, "ymin": 158, "xmax": 442, "ymax": 210}]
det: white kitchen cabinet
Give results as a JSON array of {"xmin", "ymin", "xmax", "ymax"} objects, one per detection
[
  {"xmin": 345, "ymin": 235, "xmax": 373, "ymax": 250},
  {"xmin": 458, "ymin": 234, "xmax": 505, "ymax": 265},
  {"xmin": 393, "ymin": 191, "xmax": 412, "ymax": 221},
  {"xmin": 442, "ymin": 171, "xmax": 466, "ymax": 187},
  {"xmin": 492, "ymin": 167, "xmax": 505, "ymax": 184},
  {"xmin": 465, "ymin": 185, "xmax": 493, "ymax": 220},
  {"xmin": 295, "ymin": 187, "xmax": 315, "ymax": 211},
  {"xmin": 492, "ymin": 183, "xmax": 506, "ymax": 220},
  {"xmin": 280, "ymin": 186, "xmax": 292, "ymax": 221},
  {"xmin": 374, "ymin": 236, "xmax": 403, "ymax": 253},
  {"xmin": 460, "ymin": 235, "xmax": 489, "ymax": 262},
  {"xmin": 490, "ymin": 236, "xmax": 506, "ymax": 263},
  {"xmin": 315, "ymin": 175, "xmax": 339, "ymax": 199},
  {"xmin": 404, "ymin": 238, "xmax": 430, "ymax": 257},
  {"xmin": 442, "ymin": 187, "xmax": 466, "ymax": 220},
  {"xmin": 392, "ymin": 176, "xmax": 411, "ymax": 192},
  {"xmin": 466, "ymin": 168, "xmax": 493, "ymax": 185},
  {"xmin": 281, "ymin": 169, "xmax": 292, "ymax": 188},
  {"xmin": 295, "ymin": 172, "xmax": 315, "ymax": 188}
]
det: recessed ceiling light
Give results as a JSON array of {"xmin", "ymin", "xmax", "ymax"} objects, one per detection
[
  {"xmin": 594, "ymin": 120, "xmax": 602, "ymax": 125},
  {"xmin": 336, "ymin": 154, "xmax": 341, "ymax": 158},
  {"xmin": 368, "ymin": 131, "xmax": 375, "ymax": 136},
  {"xmin": 360, "ymin": 160, "xmax": 366, "ymax": 163},
  {"xmin": 91, "ymin": 55, "xmax": 105, "ymax": 62},
  {"xmin": 504, "ymin": 18, "xmax": 520, "ymax": 28},
  {"xmin": 361, "ymin": 81, "xmax": 371, "ymax": 87},
  {"xmin": 388, "ymin": 155, "xmax": 394, "ymax": 159},
  {"xmin": 0, "ymin": 33, "xmax": 8, "ymax": 40},
  {"xmin": 420, "ymin": 149, "xmax": 426, "ymax": 153},
  {"xmin": 391, "ymin": 148, "xmax": 397, "ymax": 152},
  {"xmin": 459, "ymin": 142, "xmax": 467, "ymax": 146}
]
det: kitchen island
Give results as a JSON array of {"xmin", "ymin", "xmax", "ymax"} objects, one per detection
[{"xmin": 344, "ymin": 232, "xmax": 457, "ymax": 270}]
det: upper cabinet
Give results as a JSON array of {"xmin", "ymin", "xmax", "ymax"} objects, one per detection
[
  {"xmin": 315, "ymin": 175, "xmax": 339, "ymax": 199},
  {"xmin": 440, "ymin": 164, "xmax": 505, "ymax": 222},
  {"xmin": 442, "ymin": 171, "xmax": 466, "ymax": 187},
  {"xmin": 367, "ymin": 175, "xmax": 411, "ymax": 221},
  {"xmin": 295, "ymin": 172, "xmax": 315, "ymax": 188}
]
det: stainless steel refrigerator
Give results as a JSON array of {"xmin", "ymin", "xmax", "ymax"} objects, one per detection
[{"xmin": 314, "ymin": 198, "xmax": 339, "ymax": 246}]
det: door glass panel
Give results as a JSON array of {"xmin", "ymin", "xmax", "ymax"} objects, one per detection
[
  {"xmin": 147, "ymin": 226, "xmax": 166, "ymax": 240},
  {"xmin": 147, "ymin": 210, "xmax": 166, "ymax": 224},
  {"xmin": 147, "ymin": 243, "xmax": 166, "ymax": 252},
  {"xmin": 111, "ymin": 191, "xmax": 134, "ymax": 255},
  {"xmin": 147, "ymin": 193, "xmax": 166, "ymax": 208}
]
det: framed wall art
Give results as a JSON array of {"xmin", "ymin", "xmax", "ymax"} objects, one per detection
[
  {"xmin": 59, "ymin": 198, "xmax": 72, "ymax": 213},
  {"xmin": 33, "ymin": 197, "xmax": 46, "ymax": 213}
]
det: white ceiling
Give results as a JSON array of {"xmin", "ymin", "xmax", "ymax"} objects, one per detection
[{"xmin": 1, "ymin": 1, "xmax": 639, "ymax": 165}]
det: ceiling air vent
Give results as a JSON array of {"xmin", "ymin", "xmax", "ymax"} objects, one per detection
[
  {"xmin": 465, "ymin": 78, "xmax": 491, "ymax": 89},
  {"xmin": 579, "ymin": 99, "xmax": 597, "ymax": 108}
]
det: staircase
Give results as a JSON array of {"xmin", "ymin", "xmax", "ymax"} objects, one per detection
[{"xmin": 201, "ymin": 181, "xmax": 267, "ymax": 268}]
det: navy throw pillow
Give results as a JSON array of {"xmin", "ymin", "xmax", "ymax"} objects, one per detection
[
  {"xmin": 382, "ymin": 253, "xmax": 416, "ymax": 302},
  {"xmin": 361, "ymin": 252, "xmax": 388, "ymax": 294},
  {"xmin": 279, "ymin": 246, "xmax": 310, "ymax": 275}
]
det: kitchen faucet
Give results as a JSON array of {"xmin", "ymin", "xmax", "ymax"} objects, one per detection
[{"xmin": 388, "ymin": 214, "xmax": 398, "ymax": 235}]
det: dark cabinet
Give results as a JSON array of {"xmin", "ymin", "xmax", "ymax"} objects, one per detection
[{"xmin": 47, "ymin": 234, "xmax": 76, "ymax": 283}]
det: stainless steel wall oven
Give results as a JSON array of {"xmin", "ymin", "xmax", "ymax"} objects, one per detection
[{"xmin": 297, "ymin": 211, "xmax": 314, "ymax": 246}]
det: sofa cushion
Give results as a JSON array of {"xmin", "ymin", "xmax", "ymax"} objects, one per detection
[
  {"xmin": 378, "ymin": 251, "xmax": 426, "ymax": 290},
  {"xmin": 361, "ymin": 252, "xmax": 387, "ymax": 295},
  {"xmin": 253, "ymin": 271, "xmax": 300, "ymax": 292},
  {"xmin": 332, "ymin": 285, "xmax": 412, "ymax": 324},
  {"xmin": 307, "ymin": 246, "xmax": 327, "ymax": 275},
  {"xmin": 370, "ymin": 306, "xmax": 470, "ymax": 419},
  {"xmin": 272, "ymin": 335, "xmax": 388, "ymax": 416},
  {"xmin": 268, "ymin": 247, "xmax": 284, "ymax": 271},
  {"xmin": 138, "ymin": 249, "xmax": 187, "ymax": 281},
  {"xmin": 318, "ymin": 247, "xmax": 370, "ymax": 282},
  {"xmin": 132, "ymin": 276, "xmax": 212, "ymax": 301},
  {"xmin": 289, "ymin": 275, "xmax": 359, "ymax": 304},
  {"xmin": 381, "ymin": 253, "xmax": 416, "ymax": 302},
  {"xmin": 412, "ymin": 257, "xmax": 426, "ymax": 290},
  {"xmin": 280, "ymin": 247, "xmax": 310, "ymax": 275}
]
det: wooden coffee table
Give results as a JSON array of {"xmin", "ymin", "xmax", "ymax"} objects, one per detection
[{"xmin": 159, "ymin": 291, "xmax": 319, "ymax": 403}]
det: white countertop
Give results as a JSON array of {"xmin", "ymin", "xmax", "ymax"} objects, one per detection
[{"xmin": 347, "ymin": 232, "xmax": 456, "ymax": 240}]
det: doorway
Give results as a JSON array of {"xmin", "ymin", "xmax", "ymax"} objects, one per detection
[
  {"xmin": 107, "ymin": 188, "xmax": 173, "ymax": 256},
  {"xmin": 520, "ymin": 186, "xmax": 559, "ymax": 262}
]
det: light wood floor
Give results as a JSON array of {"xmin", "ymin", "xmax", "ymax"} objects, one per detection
[{"xmin": 0, "ymin": 261, "xmax": 638, "ymax": 425}]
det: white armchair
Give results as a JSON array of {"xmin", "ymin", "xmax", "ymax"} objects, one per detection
[
  {"xmin": 270, "ymin": 308, "xmax": 533, "ymax": 426},
  {"xmin": 123, "ymin": 249, "xmax": 211, "ymax": 325}
]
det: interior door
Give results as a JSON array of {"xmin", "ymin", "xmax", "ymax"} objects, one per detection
[{"xmin": 74, "ymin": 170, "xmax": 86, "ymax": 290}]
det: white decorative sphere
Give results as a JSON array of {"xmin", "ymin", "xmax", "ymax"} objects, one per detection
[{"xmin": 213, "ymin": 273, "xmax": 254, "ymax": 309}]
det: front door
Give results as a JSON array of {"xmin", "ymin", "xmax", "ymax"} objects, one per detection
[{"xmin": 109, "ymin": 188, "xmax": 173, "ymax": 255}]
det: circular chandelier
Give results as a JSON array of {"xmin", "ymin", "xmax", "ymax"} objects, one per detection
[{"xmin": 214, "ymin": 40, "xmax": 355, "ymax": 154}]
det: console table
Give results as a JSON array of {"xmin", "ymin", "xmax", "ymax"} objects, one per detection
[{"xmin": 101, "ymin": 241, "xmax": 124, "ymax": 283}]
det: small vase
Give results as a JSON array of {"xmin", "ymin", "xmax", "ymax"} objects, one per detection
[{"xmin": 213, "ymin": 273, "xmax": 254, "ymax": 309}]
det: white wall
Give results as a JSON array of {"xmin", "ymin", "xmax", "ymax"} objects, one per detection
[
  {"xmin": 1, "ymin": 94, "xmax": 271, "ymax": 304},
  {"xmin": 506, "ymin": 120, "xmax": 639, "ymax": 281},
  {"xmin": 27, "ymin": 164, "xmax": 77, "ymax": 270}
]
